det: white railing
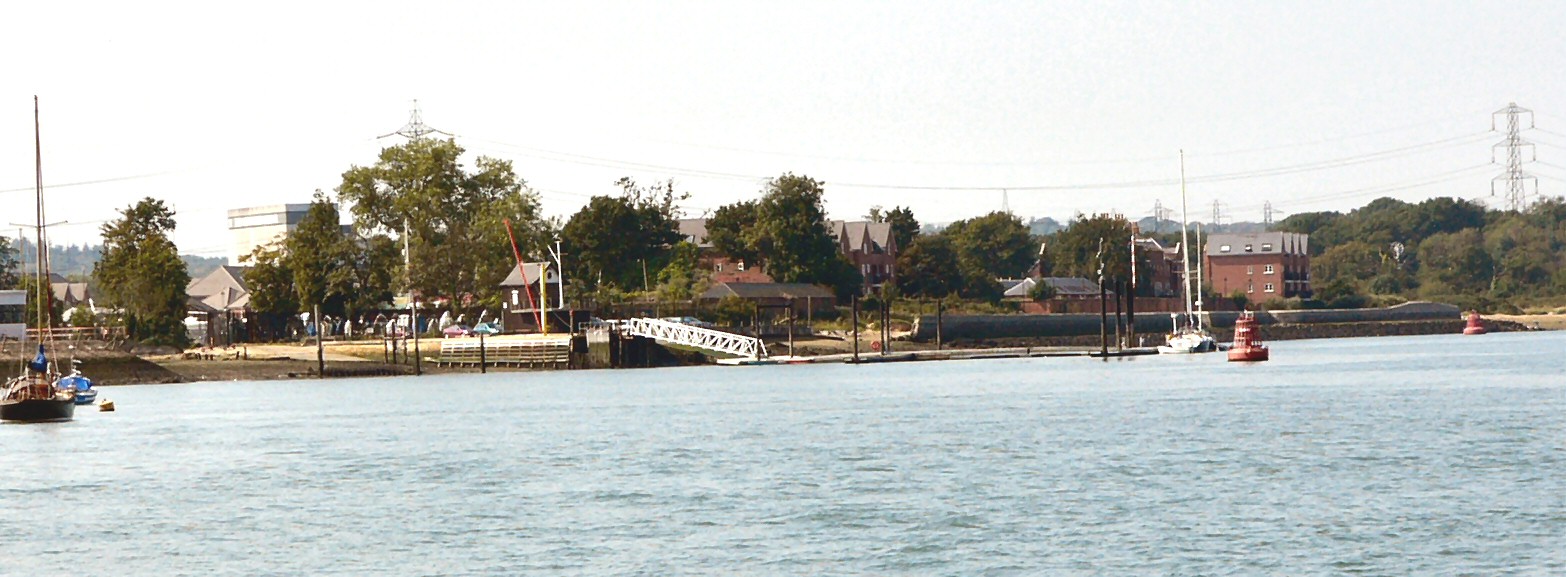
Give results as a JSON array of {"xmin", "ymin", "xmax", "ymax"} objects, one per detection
[{"xmin": 622, "ymin": 318, "xmax": 768, "ymax": 360}]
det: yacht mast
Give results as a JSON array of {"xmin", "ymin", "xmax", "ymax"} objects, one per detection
[
  {"xmin": 1178, "ymin": 150, "xmax": 1193, "ymax": 324},
  {"xmin": 33, "ymin": 96, "xmax": 49, "ymax": 337}
]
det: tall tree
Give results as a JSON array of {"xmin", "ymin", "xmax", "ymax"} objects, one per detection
[
  {"xmin": 706, "ymin": 200, "xmax": 760, "ymax": 265},
  {"xmin": 656, "ymin": 240, "xmax": 706, "ymax": 301},
  {"xmin": 94, "ymin": 198, "xmax": 190, "ymax": 346},
  {"xmin": 1048, "ymin": 213, "xmax": 1137, "ymax": 282},
  {"xmin": 0, "ymin": 236, "xmax": 18, "ymax": 290},
  {"xmin": 884, "ymin": 206, "xmax": 921, "ymax": 251},
  {"xmin": 943, "ymin": 211, "xmax": 1037, "ymax": 281},
  {"xmin": 895, "ymin": 235, "xmax": 962, "ymax": 298},
  {"xmin": 707, "ymin": 174, "xmax": 860, "ymax": 296},
  {"xmin": 335, "ymin": 138, "xmax": 550, "ymax": 313},
  {"xmin": 559, "ymin": 178, "xmax": 686, "ymax": 291}
]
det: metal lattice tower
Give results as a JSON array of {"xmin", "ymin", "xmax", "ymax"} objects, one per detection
[
  {"xmin": 1001, "ymin": 189, "xmax": 1011, "ymax": 214},
  {"xmin": 1151, "ymin": 199, "xmax": 1168, "ymax": 233},
  {"xmin": 1263, "ymin": 201, "xmax": 1274, "ymax": 226},
  {"xmin": 1211, "ymin": 199, "xmax": 1223, "ymax": 228},
  {"xmin": 380, "ymin": 99, "xmax": 453, "ymax": 140},
  {"xmin": 1491, "ymin": 102, "xmax": 1537, "ymax": 211}
]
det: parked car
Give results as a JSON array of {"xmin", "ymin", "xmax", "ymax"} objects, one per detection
[
  {"xmin": 662, "ymin": 316, "xmax": 715, "ymax": 328},
  {"xmin": 472, "ymin": 322, "xmax": 501, "ymax": 335},
  {"xmin": 442, "ymin": 324, "xmax": 472, "ymax": 338}
]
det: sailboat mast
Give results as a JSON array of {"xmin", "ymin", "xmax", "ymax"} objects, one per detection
[
  {"xmin": 33, "ymin": 96, "xmax": 48, "ymax": 334},
  {"xmin": 1178, "ymin": 150, "xmax": 1193, "ymax": 322}
]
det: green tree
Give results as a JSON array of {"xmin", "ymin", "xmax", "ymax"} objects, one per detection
[
  {"xmin": 944, "ymin": 211, "xmax": 1037, "ymax": 280},
  {"xmin": 288, "ymin": 195, "xmax": 346, "ymax": 315},
  {"xmin": 16, "ymin": 276, "xmax": 62, "ymax": 329},
  {"xmin": 1415, "ymin": 229, "xmax": 1493, "ymax": 296},
  {"xmin": 706, "ymin": 200, "xmax": 760, "ymax": 265},
  {"xmin": 1048, "ymin": 213, "xmax": 1137, "ymax": 282},
  {"xmin": 94, "ymin": 198, "xmax": 190, "ymax": 346},
  {"xmin": 560, "ymin": 178, "xmax": 686, "ymax": 291},
  {"xmin": 895, "ymin": 235, "xmax": 963, "ymax": 298},
  {"xmin": 1029, "ymin": 279, "xmax": 1058, "ymax": 301},
  {"xmin": 708, "ymin": 174, "xmax": 860, "ymax": 296},
  {"xmin": 335, "ymin": 138, "xmax": 550, "ymax": 313},
  {"xmin": 1311, "ymin": 241, "xmax": 1383, "ymax": 296},
  {"xmin": 884, "ymin": 206, "xmax": 921, "ymax": 251},
  {"xmin": 656, "ymin": 240, "xmax": 706, "ymax": 301},
  {"xmin": 0, "ymin": 236, "xmax": 18, "ymax": 290},
  {"xmin": 243, "ymin": 244, "xmax": 298, "ymax": 317}
]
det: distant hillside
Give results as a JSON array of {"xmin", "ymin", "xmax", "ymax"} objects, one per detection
[{"xmin": 9, "ymin": 238, "xmax": 228, "ymax": 281}]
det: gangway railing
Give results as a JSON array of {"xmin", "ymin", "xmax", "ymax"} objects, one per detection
[{"xmin": 621, "ymin": 318, "xmax": 768, "ymax": 360}]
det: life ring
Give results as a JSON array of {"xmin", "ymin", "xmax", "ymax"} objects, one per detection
[{"xmin": 871, "ymin": 340, "xmax": 882, "ymax": 351}]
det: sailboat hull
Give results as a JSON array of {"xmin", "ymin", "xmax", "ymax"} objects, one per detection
[{"xmin": 0, "ymin": 398, "xmax": 75, "ymax": 422}]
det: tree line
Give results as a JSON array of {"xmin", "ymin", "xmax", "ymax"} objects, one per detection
[{"xmin": 7, "ymin": 136, "xmax": 1564, "ymax": 348}]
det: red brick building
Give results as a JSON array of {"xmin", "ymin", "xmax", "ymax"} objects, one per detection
[
  {"xmin": 677, "ymin": 218, "xmax": 898, "ymax": 291},
  {"xmin": 1203, "ymin": 232, "xmax": 1311, "ymax": 299}
]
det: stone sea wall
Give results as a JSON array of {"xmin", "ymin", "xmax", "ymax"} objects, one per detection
[{"xmin": 910, "ymin": 301, "xmax": 1465, "ymax": 341}]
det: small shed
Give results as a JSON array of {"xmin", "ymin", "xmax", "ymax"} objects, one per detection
[{"xmin": 698, "ymin": 282, "xmax": 836, "ymax": 318}]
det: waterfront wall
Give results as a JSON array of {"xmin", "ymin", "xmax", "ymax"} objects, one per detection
[{"xmin": 910, "ymin": 301, "xmax": 1463, "ymax": 341}]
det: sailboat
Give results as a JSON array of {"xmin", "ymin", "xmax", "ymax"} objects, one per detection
[
  {"xmin": 1157, "ymin": 151, "xmax": 1217, "ymax": 355},
  {"xmin": 2, "ymin": 96, "xmax": 76, "ymax": 422}
]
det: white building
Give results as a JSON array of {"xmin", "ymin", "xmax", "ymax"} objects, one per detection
[
  {"xmin": 0, "ymin": 289, "xmax": 24, "ymax": 340},
  {"xmin": 228, "ymin": 204, "xmax": 311, "ymax": 264}
]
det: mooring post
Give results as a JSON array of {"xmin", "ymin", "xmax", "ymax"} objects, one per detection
[
  {"xmin": 412, "ymin": 301, "xmax": 422, "ymax": 376},
  {"xmin": 852, "ymin": 296, "xmax": 860, "ymax": 363},
  {"xmin": 935, "ymin": 299, "xmax": 943, "ymax": 351},
  {"xmin": 479, "ymin": 332, "xmax": 487, "ymax": 373},
  {"xmin": 315, "ymin": 304, "xmax": 325, "ymax": 378}
]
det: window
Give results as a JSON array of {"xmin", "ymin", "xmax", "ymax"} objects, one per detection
[
  {"xmin": 716, "ymin": 263, "xmax": 723, "ymax": 272},
  {"xmin": 737, "ymin": 261, "xmax": 746, "ymax": 271},
  {"xmin": 1244, "ymin": 244, "xmax": 1253, "ymax": 252},
  {"xmin": 1261, "ymin": 243, "xmax": 1273, "ymax": 252},
  {"xmin": 1264, "ymin": 264, "xmax": 1274, "ymax": 274},
  {"xmin": 1247, "ymin": 265, "xmax": 1254, "ymax": 275},
  {"xmin": 1264, "ymin": 283, "xmax": 1275, "ymax": 293},
  {"xmin": 1247, "ymin": 281, "xmax": 1254, "ymax": 294},
  {"xmin": 1220, "ymin": 244, "xmax": 1231, "ymax": 252},
  {"xmin": 510, "ymin": 290, "xmax": 519, "ymax": 306}
]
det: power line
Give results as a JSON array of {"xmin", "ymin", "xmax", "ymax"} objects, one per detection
[
  {"xmin": 1231, "ymin": 164, "xmax": 1492, "ymax": 213},
  {"xmin": 641, "ymin": 110, "xmax": 1485, "ymax": 167},
  {"xmin": 472, "ymin": 131, "xmax": 1487, "ymax": 193}
]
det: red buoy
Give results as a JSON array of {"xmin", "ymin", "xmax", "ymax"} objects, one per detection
[
  {"xmin": 1227, "ymin": 310, "xmax": 1269, "ymax": 362},
  {"xmin": 1463, "ymin": 312, "xmax": 1486, "ymax": 335}
]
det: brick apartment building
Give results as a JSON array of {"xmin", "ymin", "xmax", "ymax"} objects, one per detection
[{"xmin": 1203, "ymin": 232, "xmax": 1311, "ymax": 299}]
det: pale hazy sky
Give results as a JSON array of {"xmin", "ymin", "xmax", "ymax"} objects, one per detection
[{"xmin": 3, "ymin": 1, "xmax": 1564, "ymax": 258}]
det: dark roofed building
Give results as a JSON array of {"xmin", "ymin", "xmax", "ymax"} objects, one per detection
[
  {"xmin": 829, "ymin": 220, "xmax": 897, "ymax": 291},
  {"xmin": 698, "ymin": 282, "xmax": 836, "ymax": 317},
  {"xmin": 186, "ymin": 265, "xmax": 252, "ymax": 345}
]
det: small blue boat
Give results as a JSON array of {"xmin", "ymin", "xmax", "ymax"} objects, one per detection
[{"xmin": 58, "ymin": 361, "xmax": 96, "ymax": 406}]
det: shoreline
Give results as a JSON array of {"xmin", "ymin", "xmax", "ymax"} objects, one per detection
[{"xmin": 69, "ymin": 316, "xmax": 1555, "ymax": 387}]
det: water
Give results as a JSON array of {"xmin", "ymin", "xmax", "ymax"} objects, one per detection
[{"xmin": 4, "ymin": 331, "xmax": 1564, "ymax": 575}]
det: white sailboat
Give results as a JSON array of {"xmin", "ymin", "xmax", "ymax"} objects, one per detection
[{"xmin": 1158, "ymin": 151, "xmax": 1217, "ymax": 355}]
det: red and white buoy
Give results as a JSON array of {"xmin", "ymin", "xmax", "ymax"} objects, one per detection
[
  {"xmin": 1463, "ymin": 311, "xmax": 1487, "ymax": 335},
  {"xmin": 1227, "ymin": 310, "xmax": 1269, "ymax": 362}
]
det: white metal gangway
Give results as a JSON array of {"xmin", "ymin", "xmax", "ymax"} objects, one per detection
[{"xmin": 620, "ymin": 318, "xmax": 768, "ymax": 360}]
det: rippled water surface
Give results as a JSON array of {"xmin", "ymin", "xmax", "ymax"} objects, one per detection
[{"xmin": 4, "ymin": 331, "xmax": 1564, "ymax": 575}]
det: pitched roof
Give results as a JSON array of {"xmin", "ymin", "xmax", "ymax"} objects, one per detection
[
  {"xmin": 1001, "ymin": 278, "xmax": 1034, "ymax": 297},
  {"xmin": 678, "ymin": 218, "xmax": 712, "ymax": 248},
  {"xmin": 699, "ymin": 282, "xmax": 835, "ymax": 300},
  {"xmin": 51, "ymin": 282, "xmax": 90, "ymax": 304},
  {"xmin": 187, "ymin": 265, "xmax": 250, "ymax": 297},
  {"xmin": 828, "ymin": 220, "xmax": 893, "ymax": 254},
  {"xmin": 499, "ymin": 262, "xmax": 563, "ymax": 286},
  {"xmin": 1206, "ymin": 232, "xmax": 1309, "ymax": 256},
  {"xmin": 1041, "ymin": 277, "xmax": 1108, "ymax": 297}
]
